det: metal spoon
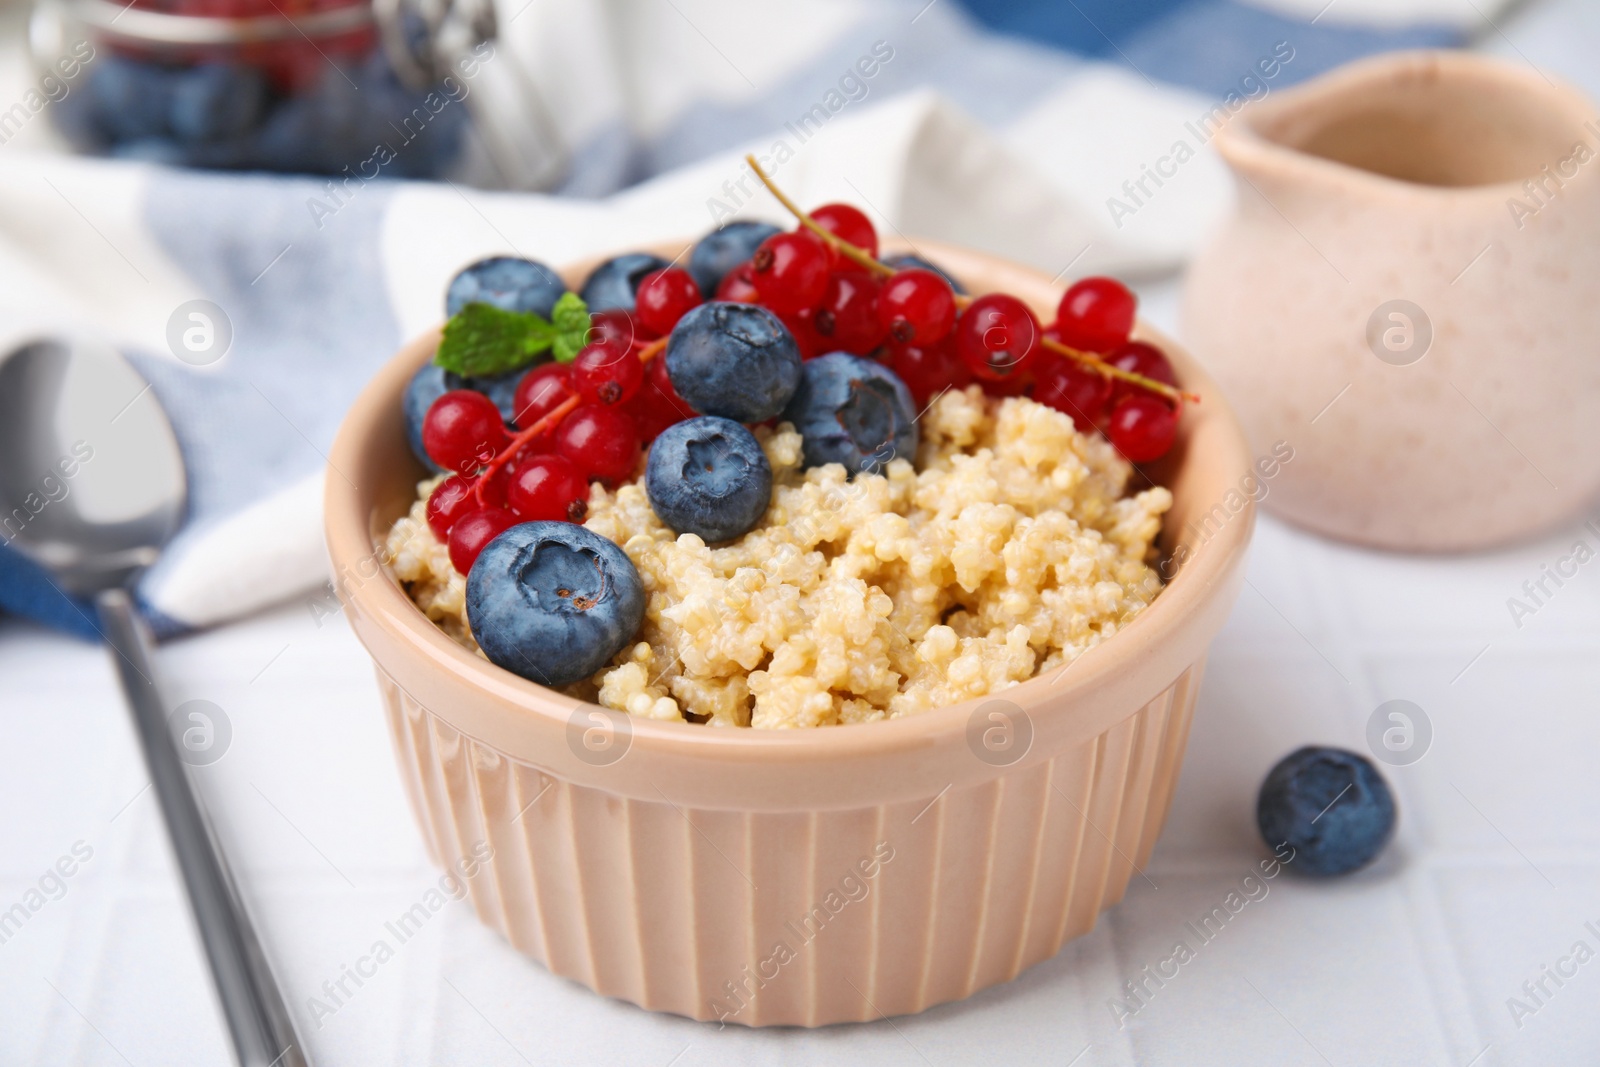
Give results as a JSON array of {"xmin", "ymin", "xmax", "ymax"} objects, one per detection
[{"xmin": 0, "ymin": 337, "xmax": 309, "ymax": 1067}]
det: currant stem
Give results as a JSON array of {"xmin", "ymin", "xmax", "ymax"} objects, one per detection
[
  {"xmin": 474, "ymin": 393, "xmax": 582, "ymax": 506},
  {"xmin": 744, "ymin": 155, "xmax": 893, "ymax": 279},
  {"xmin": 742, "ymin": 152, "xmax": 1198, "ymax": 407},
  {"xmin": 637, "ymin": 336, "xmax": 668, "ymax": 364},
  {"xmin": 1039, "ymin": 337, "xmax": 1199, "ymax": 405}
]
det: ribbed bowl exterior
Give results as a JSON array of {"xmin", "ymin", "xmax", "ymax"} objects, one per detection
[
  {"xmin": 376, "ymin": 663, "xmax": 1202, "ymax": 1026},
  {"xmin": 328, "ymin": 241, "xmax": 1254, "ymax": 1029}
]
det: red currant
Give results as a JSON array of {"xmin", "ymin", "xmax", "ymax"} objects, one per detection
[
  {"xmin": 585, "ymin": 309, "xmax": 638, "ymax": 358},
  {"xmin": 775, "ymin": 307, "xmax": 824, "ymax": 360},
  {"xmin": 477, "ymin": 459, "xmax": 516, "ymax": 507},
  {"xmin": 980, "ymin": 368, "xmax": 1035, "ymax": 398},
  {"xmin": 879, "ymin": 269, "xmax": 956, "ymax": 346},
  {"xmin": 623, "ymin": 385, "xmax": 670, "ymax": 442},
  {"xmin": 813, "ymin": 270, "xmax": 886, "ymax": 355},
  {"xmin": 954, "ymin": 294, "xmax": 1041, "ymax": 382},
  {"xmin": 503, "ymin": 435, "xmax": 555, "ymax": 470},
  {"xmin": 626, "ymin": 358, "xmax": 697, "ymax": 441},
  {"xmin": 623, "ymin": 382, "xmax": 677, "ymax": 442},
  {"xmin": 425, "ymin": 474, "xmax": 477, "ymax": 539},
  {"xmin": 1033, "ymin": 356, "xmax": 1113, "ymax": 431},
  {"xmin": 751, "ymin": 231, "xmax": 830, "ymax": 314},
  {"xmin": 423, "ymin": 390, "xmax": 509, "ymax": 475},
  {"xmin": 884, "ymin": 338, "xmax": 970, "ymax": 407},
  {"xmin": 506, "ymin": 454, "xmax": 590, "ymax": 523},
  {"xmin": 512, "ymin": 363, "xmax": 575, "ymax": 429},
  {"xmin": 1107, "ymin": 340, "xmax": 1177, "ymax": 402},
  {"xmin": 570, "ymin": 344, "xmax": 644, "ymax": 406},
  {"xmin": 809, "ymin": 203, "xmax": 879, "ymax": 260},
  {"xmin": 555, "ymin": 403, "xmax": 641, "ymax": 484},
  {"xmin": 634, "ymin": 267, "xmax": 702, "ymax": 336},
  {"xmin": 650, "ymin": 352, "xmax": 697, "ymax": 417},
  {"xmin": 1055, "ymin": 277, "xmax": 1136, "ymax": 353},
  {"xmin": 446, "ymin": 506, "xmax": 515, "ymax": 573},
  {"xmin": 1106, "ymin": 394, "xmax": 1178, "ymax": 462},
  {"xmin": 714, "ymin": 260, "xmax": 760, "ymax": 303}
]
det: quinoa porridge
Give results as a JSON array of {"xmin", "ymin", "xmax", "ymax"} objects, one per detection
[{"xmin": 386, "ymin": 387, "xmax": 1172, "ymax": 729}]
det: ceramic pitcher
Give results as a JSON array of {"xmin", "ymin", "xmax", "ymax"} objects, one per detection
[{"xmin": 1183, "ymin": 50, "xmax": 1600, "ymax": 552}]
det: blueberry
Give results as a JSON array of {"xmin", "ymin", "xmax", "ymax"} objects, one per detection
[
  {"xmin": 47, "ymin": 90, "xmax": 102, "ymax": 151},
  {"xmin": 466, "ymin": 522, "xmax": 646, "ymax": 688},
  {"xmin": 446, "ymin": 257, "xmax": 568, "ymax": 320},
  {"xmin": 664, "ymin": 302, "xmax": 801, "ymax": 423},
  {"xmin": 353, "ymin": 52, "xmax": 468, "ymax": 178},
  {"xmin": 781, "ymin": 353, "xmax": 918, "ymax": 476},
  {"xmin": 646, "ymin": 417, "xmax": 772, "ymax": 542},
  {"xmin": 579, "ymin": 253, "xmax": 671, "ymax": 312},
  {"xmin": 404, "ymin": 362, "xmax": 525, "ymax": 470},
  {"xmin": 882, "ymin": 253, "xmax": 966, "ymax": 295},
  {"xmin": 229, "ymin": 48, "xmax": 462, "ymax": 178},
  {"xmin": 462, "ymin": 368, "xmax": 525, "ymax": 425},
  {"xmin": 687, "ymin": 221, "xmax": 781, "ymax": 296},
  {"xmin": 248, "ymin": 94, "xmax": 334, "ymax": 173},
  {"xmin": 1257, "ymin": 746, "xmax": 1396, "ymax": 876},
  {"xmin": 107, "ymin": 139, "xmax": 186, "ymax": 165},
  {"xmin": 169, "ymin": 65, "xmax": 266, "ymax": 142},
  {"xmin": 404, "ymin": 364, "xmax": 451, "ymax": 471},
  {"xmin": 89, "ymin": 56, "xmax": 175, "ymax": 141}
]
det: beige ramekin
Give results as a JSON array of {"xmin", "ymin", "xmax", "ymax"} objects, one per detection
[{"xmin": 325, "ymin": 241, "xmax": 1255, "ymax": 1027}]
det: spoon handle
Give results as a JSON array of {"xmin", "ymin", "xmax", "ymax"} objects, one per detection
[{"xmin": 96, "ymin": 589, "xmax": 309, "ymax": 1067}]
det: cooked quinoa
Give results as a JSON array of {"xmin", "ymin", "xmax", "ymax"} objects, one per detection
[{"xmin": 385, "ymin": 387, "xmax": 1170, "ymax": 728}]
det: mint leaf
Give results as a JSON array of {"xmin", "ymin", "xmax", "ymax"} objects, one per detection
[
  {"xmin": 549, "ymin": 292, "xmax": 591, "ymax": 363},
  {"xmin": 434, "ymin": 304, "xmax": 545, "ymax": 376},
  {"xmin": 433, "ymin": 296, "xmax": 591, "ymax": 377}
]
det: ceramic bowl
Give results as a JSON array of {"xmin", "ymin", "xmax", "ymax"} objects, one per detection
[{"xmin": 325, "ymin": 240, "xmax": 1255, "ymax": 1026}]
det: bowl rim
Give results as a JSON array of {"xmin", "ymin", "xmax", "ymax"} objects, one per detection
[{"xmin": 326, "ymin": 237, "xmax": 1255, "ymax": 762}]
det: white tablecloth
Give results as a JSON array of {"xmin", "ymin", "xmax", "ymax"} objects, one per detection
[{"xmin": 5, "ymin": 1, "xmax": 1600, "ymax": 1062}]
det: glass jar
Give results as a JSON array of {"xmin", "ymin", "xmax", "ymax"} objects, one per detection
[{"xmin": 28, "ymin": 0, "xmax": 564, "ymax": 187}]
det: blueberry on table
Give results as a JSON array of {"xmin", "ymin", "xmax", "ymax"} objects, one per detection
[
  {"xmin": 579, "ymin": 253, "xmax": 671, "ymax": 313},
  {"xmin": 664, "ymin": 302, "xmax": 801, "ymax": 423},
  {"xmin": 466, "ymin": 522, "xmax": 646, "ymax": 688},
  {"xmin": 646, "ymin": 417, "xmax": 772, "ymax": 543},
  {"xmin": 882, "ymin": 253, "xmax": 966, "ymax": 295},
  {"xmin": 782, "ymin": 353, "xmax": 919, "ymax": 476},
  {"xmin": 1257, "ymin": 746, "xmax": 1396, "ymax": 876},
  {"xmin": 446, "ymin": 257, "xmax": 568, "ymax": 320},
  {"xmin": 688, "ymin": 221, "xmax": 782, "ymax": 297}
]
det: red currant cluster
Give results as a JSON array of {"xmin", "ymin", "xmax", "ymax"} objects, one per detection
[
  {"xmin": 1038, "ymin": 287, "xmax": 1181, "ymax": 463},
  {"xmin": 419, "ymin": 290, "xmax": 700, "ymax": 574},
  {"xmin": 420, "ymin": 168, "xmax": 1194, "ymax": 575},
  {"xmin": 725, "ymin": 161, "xmax": 1190, "ymax": 464}
]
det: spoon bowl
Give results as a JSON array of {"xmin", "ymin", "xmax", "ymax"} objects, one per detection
[{"xmin": 0, "ymin": 337, "xmax": 184, "ymax": 593}]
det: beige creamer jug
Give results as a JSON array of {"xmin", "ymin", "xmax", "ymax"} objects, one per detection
[{"xmin": 1183, "ymin": 51, "xmax": 1600, "ymax": 551}]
